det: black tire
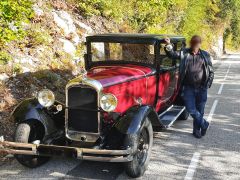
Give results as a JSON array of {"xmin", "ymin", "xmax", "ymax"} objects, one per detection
[
  {"xmin": 178, "ymin": 109, "xmax": 189, "ymax": 120},
  {"xmin": 14, "ymin": 122, "xmax": 49, "ymax": 168},
  {"xmin": 124, "ymin": 117, "xmax": 153, "ymax": 178}
]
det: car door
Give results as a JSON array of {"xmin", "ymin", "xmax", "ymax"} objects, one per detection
[{"xmin": 155, "ymin": 43, "xmax": 177, "ymax": 111}]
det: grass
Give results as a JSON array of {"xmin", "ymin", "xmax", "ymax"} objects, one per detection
[{"xmin": 0, "ymin": 51, "xmax": 12, "ymax": 65}]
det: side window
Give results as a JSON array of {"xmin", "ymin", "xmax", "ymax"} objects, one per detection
[
  {"xmin": 160, "ymin": 44, "xmax": 175, "ymax": 69},
  {"xmin": 176, "ymin": 42, "xmax": 182, "ymax": 50}
]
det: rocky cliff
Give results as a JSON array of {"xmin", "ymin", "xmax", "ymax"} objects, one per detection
[{"xmin": 0, "ymin": 0, "xmax": 119, "ymax": 142}]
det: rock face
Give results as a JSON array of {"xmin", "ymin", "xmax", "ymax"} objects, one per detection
[
  {"xmin": 0, "ymin": 0, "xmax": 116, "ymax": 143},
  {"xmin": 0, "ymin": 2, "xmax": 100, "ymax": 87},
  {"xmin": 75, "ymin": 20, "xmax": 93, "ymax": 34},
  {"xmin": 2, "ymin": 0, "xmax": 119, "ymax": 81},
  {"xmin": 0, "ymin": 73, "xmax": 9, "ymax": 82},
  {"xmin": 59, "ymin": 38, "xmax": 76, "ymax": 56},
  {"xmin": 51, "ymin": 9, "xmax": 95, "ymax": 55},
  {"xmin": 52, "ymin": 10, "xmax": 81, "ymax": 46},
  {"xmin": 53, "ymin": 10, "xmax": 76, "ymax": 36},
  {"xmin": 22, "ymin": 67, "xmax": 31, "ymax": 73},
  {"xmin": 33, "ymin": 4, "xmax": 44, "ymax": 17},
  {"xmin": 6, "ymin": 5, "xmax": 96, "ymax": 76}
]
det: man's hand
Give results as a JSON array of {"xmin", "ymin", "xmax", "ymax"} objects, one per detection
[
  {"xmin": 164, "ymin": 37, "xmax": 171, "ymax": 44},
  {"xmin": 164, "ymin": 37, "xmax": 173, "ymax": 51}
]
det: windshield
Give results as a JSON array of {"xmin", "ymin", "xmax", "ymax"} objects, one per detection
[{"xmin": 90, "ymin": 42, "xmax": 155, "ymax": 64}]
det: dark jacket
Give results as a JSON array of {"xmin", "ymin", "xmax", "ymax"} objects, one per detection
[{"xmin": 165, "ymin": 47, "xmax": 214, "ymax": 88}]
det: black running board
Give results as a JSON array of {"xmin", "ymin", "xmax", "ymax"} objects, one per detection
[{"xmin": 159, "ymin": 105, "xmax": 185, "ymax": 128}]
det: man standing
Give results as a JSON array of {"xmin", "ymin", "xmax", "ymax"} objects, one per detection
[{"xmin": 164, "ymin": 35, "xmax": 214, "ymax": 138}]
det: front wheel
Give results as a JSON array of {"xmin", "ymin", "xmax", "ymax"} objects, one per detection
[
  {"xmin": 124, "ymin": 117, "xmax": 153, "ymax": 178},
  {"xmin": 14, "ymin": 122, "xmax": 50, "ymax": 168}
]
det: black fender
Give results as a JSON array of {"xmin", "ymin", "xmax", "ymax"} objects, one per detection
[
  {"xmin": 102, "ymin": 105, "xmax": 161, "ymax": 149},
  {"xmin": 11, "ymin": 98, "xmax": 65, "ymax": 136},
  {"xmin": 114, "ymin": 105, "xmax": 161, "ymax": 135}
]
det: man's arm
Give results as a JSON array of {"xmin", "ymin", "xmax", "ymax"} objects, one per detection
[
  {"xmin": 164, "ymin": 38, "xmax": 181, "ymax": 59},
  {"xmin": 207, "ymin": 56, "xmax": 214, "ymax": 88}
]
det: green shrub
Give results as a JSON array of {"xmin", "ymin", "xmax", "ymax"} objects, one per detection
[
  {"xmin": 26, "ymin": 24, "xmax": 52, "ymax": 47},
  {"xmin": 0, "ymin": 0, "xmax": 34, "ymax": 47},
  {"xmin": 0, "ymin": 51, "xmax": 12, "ymax": 65},
  {"xmin": 13, "ymin": 64, "xmax": 22, "ymax": 74},
  {"xmin": 77, "ymin": 0, "xmax": 104, "ymax": 17}
]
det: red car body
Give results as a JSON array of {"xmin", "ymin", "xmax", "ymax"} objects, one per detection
[{"xmin": 88, "ymin": 64, "xmax": 179, "ymax": 113}]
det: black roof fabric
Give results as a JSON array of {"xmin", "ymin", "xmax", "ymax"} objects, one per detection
[{"xmin": 86, "ymin": 33, "xmax": 185, "ymax": 44}]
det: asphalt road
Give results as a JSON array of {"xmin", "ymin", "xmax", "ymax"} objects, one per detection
[{"xmin": 0, "ymin": 54, "xmax": 239, "ymax": 180}]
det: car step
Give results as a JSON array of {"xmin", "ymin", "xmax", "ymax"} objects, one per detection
[{"xmin": 159, "ymin": 105, "xmax": 186, "ymax": 128}]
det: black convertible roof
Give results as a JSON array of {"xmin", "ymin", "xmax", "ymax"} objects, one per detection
[{"xmin": 86, "ymin": 33, "xmax": 185, "ymax": 44}]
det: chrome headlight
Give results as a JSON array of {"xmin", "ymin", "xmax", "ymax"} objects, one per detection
[
  {"xmin": 100, "ymin": 93, "xmax": 118, "ymax": 112},
  {"xmin": 37, "ymin": 89, "xmax": 55, "ymax": 107}
]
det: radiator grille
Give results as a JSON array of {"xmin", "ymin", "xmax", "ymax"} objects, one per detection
[{"xmin": 67, "ymin": 86, "xmax": 98, "ymax": 133}]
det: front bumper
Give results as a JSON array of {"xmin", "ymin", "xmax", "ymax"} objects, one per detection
[{"xmin": 0, "ymin": 136, "xmax": 133, "ymax": 162}]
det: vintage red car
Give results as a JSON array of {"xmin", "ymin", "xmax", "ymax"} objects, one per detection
[{"xmin": 0, "ymin": 33, "xmax": 188, "ymax": 178}]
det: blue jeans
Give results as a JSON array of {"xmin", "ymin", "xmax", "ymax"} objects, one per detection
[{"xmin": 182, "ymin": 85, "xmax": 209, "ymax": 131}]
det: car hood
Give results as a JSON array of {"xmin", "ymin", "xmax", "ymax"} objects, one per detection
[{"xmin": 87, "ymin": 65, "xmax": 153, "ymax": 87}]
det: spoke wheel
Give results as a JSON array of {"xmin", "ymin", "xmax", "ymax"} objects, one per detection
[
  {"xmin": 124, "ymin": 117, "xmax": 153, "ymax": 178},
  {"xmin": 136, "ymin": 128, "xmax": 149, "ymax": 166}
]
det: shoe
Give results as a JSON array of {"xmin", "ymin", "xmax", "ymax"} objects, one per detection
[
  {"xmin": 192, "ymin": 128, "xmax": 199, "ymax": 135},
  {"xmin": 193, "ymin": 130, "xmax": 202, "ymax": 138},
  {"xmin": 192, "ymin": 129, "xmax": 196, "ymax": 135},
  {"xmin": 201, "ymin": 121, "xmax": 209, "ymax": 136}
]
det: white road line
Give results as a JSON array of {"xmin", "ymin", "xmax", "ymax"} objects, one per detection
[
  {"xmin": 184, "ymin": 99, "xmax": 218, "ymax": 180},
  {"xmin": 217, "ymin": 64, "xmax": 231, "ymax": 95},
  {"xmin": 217, "ymin": 84, "xmax": 224, "ymax": 95},
  {"xmin": 184, "ymin": 152, "xmax": 201, "ymax": 180},
  {"xmin": 224, "ymin": 64, "xmax": 231, "ymax": 80},
  {"xmin": 207, "ymin": 100, "xmax": 218, "ymax": 123}
]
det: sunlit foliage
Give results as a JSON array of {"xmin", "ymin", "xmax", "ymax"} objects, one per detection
[
  {"xmin": 1, "ymin": 0, "xmax": 240, "ymax": 50},
  {"xmin": 0, "ymin": 0, "xmax": 34, "ymax": 47},
  {"xmin": 75, "ymin": 0, "xmax": 240, "ymax": 50}
]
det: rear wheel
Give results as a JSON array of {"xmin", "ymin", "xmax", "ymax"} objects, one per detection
[
  {"xmin": 124, "ymin": 118, "xmax": 153, "ymax": 178},
  {"xmin": 14, "ymin": 122, "xmax": 50, "ymax": 168}
]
